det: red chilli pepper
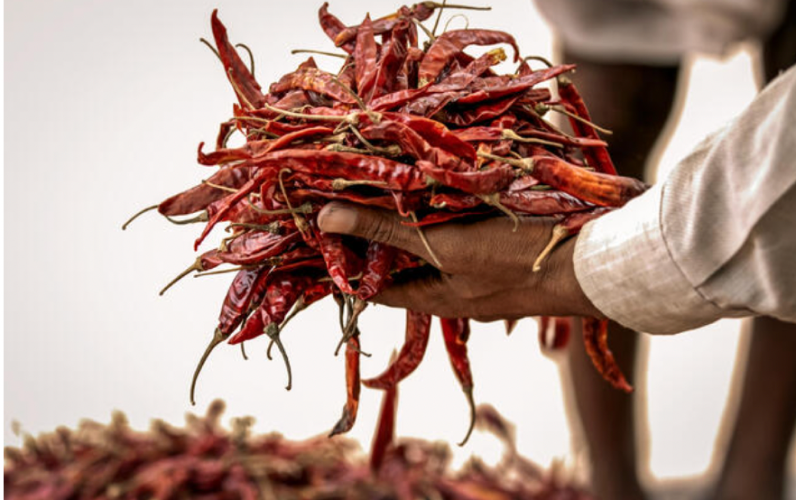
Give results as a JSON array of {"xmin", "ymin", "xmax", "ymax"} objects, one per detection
[
  {"xmin": 318, "ymin": 3, "xmax": 355, "ymax": 53},
  {"xmin": 291, "ymin": 188, "xmax": 399, "ymax": 211},
  {"xmin": 418, "ymin": 29, "xmax": 521, "ymax": 86},
  {"xmin": 558, "ymin": 76, "xmax": 617, "ymax": 175},
  {"xmin": 369, "ymin": 19, "xmax": 410, "ymax": 100},
  {"xmin": 360, "ymin": 120, "xmax": 469, "ymax": 170},
  {"xmin": 211, "ymin": 11, "xmax": 265, "ymax": 109},
  {"xmin": 270, "ymin": 68, "xmax": 356, "ymax": 104},
  {"xmin": 217, "ymin": 231, "xmax": 302, "ymax": 266},
  {"xmin": 523, "ymin": 156, "xmax": 647, "ymax": 207},
  {"xmin": 217, "ymin": 268, "xmax": 266, "ymax": 336},
  {"xmin": 538, "ymin": 316, "xmax": 572, "ymax": 352},
  {"xmin": 335, "ymin": 5, "xmax": 432, "ymax": 48},
  {"xmin": 369, "ymin": 357, "xmax": 399, "ymax": 473},
  {"xmin": 418, "ymin": 160, "xmax": 515, "ymax": 195},
  {"xmin": 369, "ymin": 84, "xmax": 432, "ymax": 111},
  {"xmin": 158, "ymin": 166, "xmax": 249, "ymax": 216},
  {"xmin": 379, "ymin": 112, "xmax": 477, "ymax": 161},
  {"xmin": 354, "ymin": 15, "xmax": 378, "ymax": 97},
  {"xmin": 400, "ymin": 209, "xmax": 488, "ymax": 227},
  {"xmin": 362, "ymin": 311, "xmax": 431, "ymax": 389},
  {"xmin": 197, "ymin": 126, "xmax": 335, "ymax": 165},
  {"xmin": 317, "ymin": 231, "xmax": 363, "ymax": 294},
  {"xmin": 582, "ymin": 318, "xmax": 632, "ymax": 393},
  {"xmin": 455, "ymin": 65, "xmax": 575, "ymax": 105},
  {"xmin": 189, "ymin": 267, "xmax": 266, "ymax": 405},
  {"xmin": 329, "ymin": 334, "xmax": 362, "ymax": 437},
  {"xmin": 438, "ymin": 94, "xmax": 524, "ymax": 127},
  {"xmin": 252, "ymin": 149, "xmax": 429, "ymax": 191},
  {"xmin": 428, "ymin": 48, "xmax": 507, "ymax": 93},
  {"xmin": 440, "ymin": 317, "xmax": 476, "ymax": 446},
  {"xmin": 357, "ymin": 242, "xmax": 397, "ymax": 300}
]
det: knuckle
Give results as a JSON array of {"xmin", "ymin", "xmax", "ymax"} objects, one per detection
[{"xmin": 362, "ymin": 213, "xmax": 399, "ymax": 245}]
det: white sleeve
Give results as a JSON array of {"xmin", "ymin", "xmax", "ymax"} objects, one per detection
[{"xmin": 572, "ymin": 66, "xmax": 796, "ymax": 334}]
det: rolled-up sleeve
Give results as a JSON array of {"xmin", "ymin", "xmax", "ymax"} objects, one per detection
[{"xmin": 573, "ymin": 66, "xmax": 796, "ymax": 334}]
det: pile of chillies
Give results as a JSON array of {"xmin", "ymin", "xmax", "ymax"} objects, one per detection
[
  {"xmin": 125, "ymin": 2, "xmax": 646, "ymax": 445},
  {"xmin": 5, "ymin": 397, "xmax": 594, "ymax": 499}
]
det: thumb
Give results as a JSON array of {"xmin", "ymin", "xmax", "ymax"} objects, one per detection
[{"xmin": 317, "ymin": 202, "xmax": 431, "ymax": 261}]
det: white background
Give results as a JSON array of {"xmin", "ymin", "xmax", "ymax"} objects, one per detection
[{"xmin": 4, "ymin": 0, "xmax": 788, "ymax": 488}]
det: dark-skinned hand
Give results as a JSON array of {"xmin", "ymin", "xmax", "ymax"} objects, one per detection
[{"xmin": 317, "ymin": 201, "xmax": 604, "ymax": 322}]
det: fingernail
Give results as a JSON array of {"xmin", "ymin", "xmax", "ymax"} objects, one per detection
[{"xmin": 318, "ymin": 202, "xmax": 357, "ymax": 234}]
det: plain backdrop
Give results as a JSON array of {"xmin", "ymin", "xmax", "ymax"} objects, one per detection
[{"xmin": 4, "ymin": 0, "xmax": 785, "ymax": 486}]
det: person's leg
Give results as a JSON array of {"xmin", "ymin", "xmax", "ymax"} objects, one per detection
[
  {"xmin": 712, "ymin": 8, "xmax": 796, "ymax": 498},
  {"xmin": 762, "ymin": 0, "xmax": 795, "ymax": 84},
  {"xmin": 712, "ymin": 318, "xmax": 795, "ymax": 500},
  {"xmin": 715, "ymin": 4, "xmax": 797, "ymax": 500},
  {"xmin": 560, "ymin": 53, "xmax": 681, "ymax": 500}
]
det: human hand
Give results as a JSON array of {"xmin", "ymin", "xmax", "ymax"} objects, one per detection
[{"xmin": 317, "ymin": 202, "xmax": 604, "ymax": 321}]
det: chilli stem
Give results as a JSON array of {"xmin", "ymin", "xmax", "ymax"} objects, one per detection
[
  {"xmin": 532, "ymin": 224, "xmax": 569, "ymax": 272},
  {"xmin": 458, "ymin": 385, "xmax": 477, "ymax": 446},
  {"xmin": 264, "ymin": 323, "xmax": 292, "ymax": 391},
  {"xmin": 235, "ymin": 43, "xmax": 255, "ymax": 77},
  {"xmin": 189, "ymin": 328, "xmax": 226, "ymax": 406},
  {"xmin": 122, "ymin": 204, "xmax": 158, "ymax": 230},
  {"xmin": 160, "ymin": 258, "xmax": 202, "ymax": 296}
]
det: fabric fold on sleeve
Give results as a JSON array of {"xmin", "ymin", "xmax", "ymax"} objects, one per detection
[{"xmin": 573, "ymin": 184, "xmax": 739, "ymax": 334}]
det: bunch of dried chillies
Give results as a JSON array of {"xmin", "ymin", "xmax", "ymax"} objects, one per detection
[
  {"xmin": 5, "ymin": 396, "xmax": 594, "ymax": 499},
  {"xmin": 124, "ymin": 2, "xmax": 644, "ymax": 446}
]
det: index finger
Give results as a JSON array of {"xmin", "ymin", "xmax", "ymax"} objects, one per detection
[{"xmin": 317, "ymin": 201, "xmax": 438, "ymax": 265}]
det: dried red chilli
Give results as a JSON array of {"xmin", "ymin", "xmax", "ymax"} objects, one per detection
[
  {"xmin": 401, "ymin": 209, "xmax": 489, "ymax": 227},
  {"xmin": 379, "ymin": 111, "xmax": 477, "ymax": 160},
  {"xmin": 538, "ymin": 316, "xmax": 572, "ymax": 352},
  {"xmin": 360, "ymin": 119, "xmax": 469, "ymax": 169},
  {"xmin": 128, "ymin": 5, "xmax": 646, "ymax": 447},
  {"xmin": 158, "ymin": 166, "xmax": 249, "ymax": 216},
  {"xmin": 197, "ymin": 126, "xmax": 335, "ymax": 165},
  {"xmin": 557, "ymin": 75, "xmax": 617, "ymax": 175},
  {"xmin": 317, "ymin": 231, "xmax": 362, "ymax": 295},
  {"xmin": 419, "ymin": 160, "xmax": 515, "ymax": 194},
  {"xmin": 357, "ymin": 241, "xmax": 398, "ymax": 300},
  {"xmin": 270, "ymin": 67, "xmax": 358, "ymax": 104},
  {"xmin": 189, "ymin": 267, "xmax": 265, "ymax": 405},
  {"xmin": 5, "ymin": 399, "xmax": 596, "ymax": 499},
  {"xmin": 479, "ymin": 154, "xmax": 648, "ymax": 207},
  {"xmin": 333, "ymin": 3, "xmax": 436, "ymax": 48},
  {"xmin": 249, "ymin": 149, "xmax": 430, "ymax": 191},
  {"xmin": 291, "ymin": 188, "xmax": 401, "ymax": 210},
  {"xmin": 329, "ymin": 333, "xmax": 362, "ymax": 436},
  {"xmin": 440, "ymin": 317, "xmax": 476, "ymax": 446},
  {"xmin": 453, "ymin": 125, "xmax": 608, "ymax": 148},
  {"xmin": 363, "ymin": 310, "xmax": 431, "ymax": 389},
  {"xmin": 370, "ymin": 18, "xmax": 411, "ymax": 100},
  {"xmin": 428, "ymin": 48, "xmax": 507, "ymax": 93},
  {"xmin": 418, "ymin": 29, "xmax": 521, "ymax": 85},
  {"xmin": 354, "ymin": 14, "xmax": 379, "ymax": 97},
  {"xmin": 369, "ymin": 365, "xmax": 398, "ymax": 473},
  {"xmin": 211, "ymin": 10, "xmax": 265, "ymax": 109},
  {"xmin": 582, "ymin": 318, "xmax": 632, "ymax": 393},
  {"xmin": 319, "ymin": 2, "xmax": 355, "ymax": 53}
]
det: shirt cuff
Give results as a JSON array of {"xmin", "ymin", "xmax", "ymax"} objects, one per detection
[{"xmin": 573, "ymin": 183, "xmax": 726, "ymax": 334}]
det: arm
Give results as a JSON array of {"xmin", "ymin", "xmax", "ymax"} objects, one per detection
[{"xmin": 317, "ymin": 67, "xmax": 795, "ymax": 332}]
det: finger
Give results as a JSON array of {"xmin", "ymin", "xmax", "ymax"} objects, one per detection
[
  {"xmin": 317, "ymin": 201, "xmax": 434, "ymax": 262},
  {"xmin": 371, "ymin": 274, "xmax": 456, "ymax": 317}
]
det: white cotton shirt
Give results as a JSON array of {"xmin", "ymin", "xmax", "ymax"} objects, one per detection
[
  {"xmin": 534, "ymin": 0, "xmax": 790, "ymax": 64},
  {"xmin": 573, "ymin": 66, "xmax": 796, "ymax": 334}
]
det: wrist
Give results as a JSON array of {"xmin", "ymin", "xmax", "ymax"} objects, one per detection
[{"xmin": 550, "ymin": 236, "xmax": 605, "ymax": 318}]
